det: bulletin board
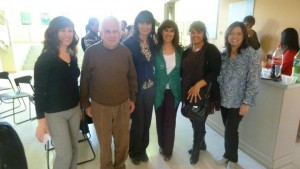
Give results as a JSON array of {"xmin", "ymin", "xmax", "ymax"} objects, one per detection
[{"xmin": 20, "ymin": 12, "xmax": 32, "ymax": 25}]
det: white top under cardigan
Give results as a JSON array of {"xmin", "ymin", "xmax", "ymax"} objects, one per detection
[{"xmin": 163, "ymin": 52, "xmax": 176, "ymax": 89}]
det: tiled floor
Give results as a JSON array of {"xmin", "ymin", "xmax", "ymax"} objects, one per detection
[{"xmin": 1, "ymin": 70, "xmax": 300, "ymax": 169}]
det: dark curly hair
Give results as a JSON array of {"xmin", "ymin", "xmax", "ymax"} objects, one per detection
[
  {"xmin": 155, "ymin": 19, "xmax": 182, "ymax": 52},
  {"xmin": 42, "ymin": 16, "xmax": 79, "ymax": 57}
]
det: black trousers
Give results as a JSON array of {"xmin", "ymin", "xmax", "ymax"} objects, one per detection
[
  {"xmin": 129, "ymin": 87, "xmax": 155, "ymax": 159},
  {"xmin": 191, "ymin": 118, "xmax": 206, "ymax": 135},
  {"xmin": 190, "ymin": 113, "xmax": 207, "ymax": 149},
  {"xmin": 220, "ymin": 106, "xmax": 243, "ymax": 162},
  {"xmin": 155, "ymin": 89, "xmax": 178, "ymax": 156}
]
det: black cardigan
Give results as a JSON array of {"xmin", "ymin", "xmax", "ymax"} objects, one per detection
[
  {"xmin": 34, "ymin": 52, "xmax": 80, "ymax": 119},
  {"xmin": 181, "ymin": 43, "xmax": 221, "ymax": 113}
]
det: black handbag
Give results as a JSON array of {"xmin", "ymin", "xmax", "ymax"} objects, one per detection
[
  {"xmin": 181, "ymin": 83, "xmax": 211, "ymax": 122},
  {"xmin": 181, "ymin": 43, "xmax": 212, "ymax": 122}
]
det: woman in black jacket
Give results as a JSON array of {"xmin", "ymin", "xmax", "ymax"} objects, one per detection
[
  {"xmin": 181, "ymin": 21, "xmax": 221, "ymax": 164},
  {"xmin": 34, "ymin": 16, "xmax": 81, "ymax": 169}
]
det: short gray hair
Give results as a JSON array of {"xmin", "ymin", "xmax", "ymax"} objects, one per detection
[{"xmin": 100, "ymin": 16, "xmax": 121, "ymax": 31}]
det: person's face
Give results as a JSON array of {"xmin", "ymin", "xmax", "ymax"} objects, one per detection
[
  {"xmin": 138, "ymin": 22, "xmax": 152, "ymax": 37},
  {"xmin": 228, "ymin": 26, "xmax": 244, "ymax": 48},
  {"xmin": 244, "ymin": 21, "xmax": 253, "ymax": 29},
  {"xmin": 58, "ymin": 26, "xmax": 74, "ymax": 48},
  {"xmin": 90, "ymin": 23, "xmax": 99, "ymax": 33},
  {"xmin": 162, "ymin": 27, "xmax": 175, "ymax": 44},
  {"xmin": 190, "ymin": 29, "xmax": 204, "ymax": 45},
  {"xmin": 100, "ymin": 21, "xmax": 121, "ymax": 48},
  {"xmin": 121, "ymin": 21, "xmax": 126, "ymax": 31}
]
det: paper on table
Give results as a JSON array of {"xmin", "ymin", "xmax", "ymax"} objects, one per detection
[{"xmin": 261, "ymin": 68, "xmax": 272, "ymax": 79}]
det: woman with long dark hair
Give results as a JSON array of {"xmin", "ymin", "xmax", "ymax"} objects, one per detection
[
  {"xmin": 280, "ymin": 28, "xmax": 300, "ymax": 75},
  {"xmin": 216, "ymin": 22, "xmax": 261, "ymax": 169},
  {"xmin": 154, "ymin": 20, "xmax": 183, "ymax": 161},
  {"xmin": 34, "ymin": 16, "xmax": 81, "ymax": 169},
  {"xmin": 123, "ymin": 10, "xmax": 156, "ymax": 165}
]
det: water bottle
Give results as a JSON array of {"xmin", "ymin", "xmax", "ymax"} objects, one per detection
[
  {"xmin": 270, "ymin": 45, "xmax": 283, "ymax": 81},
  {"xmin": 292, "ymin": 50, "xmax": 300, "ymax": 83}
]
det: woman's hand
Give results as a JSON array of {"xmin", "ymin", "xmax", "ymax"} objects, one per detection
[
  {"xmin": 239, "ymin": 104, "xmax": 249, "ymax": 116},
  {"xmin": 187, "ymin": 80, "xmax": 207, "ymax": 103},
  {"xmin": 36, "ymin": 118, "xmax": 49, "ymax": 143},
  {"xmin": 187, "ymin": 85, "xmax": 201, "ymax": 103}
]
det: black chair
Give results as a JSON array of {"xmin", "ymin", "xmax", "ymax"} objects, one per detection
[
  {"xmin": 0, "ymin": 72, "xmax": 13, "ymax": 92},
  {"xmin": 0, "ymin": 72, "xmax": 23, "ymax": 115},
  {"xmin": 0, "ymin": 75, "xmax": 35, "ymax": 124},
  {"xmin": 45, "ymin": 109, "xmax": 96, "ymax": 169}
]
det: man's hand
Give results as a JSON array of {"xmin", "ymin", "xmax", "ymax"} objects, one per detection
[
  {"xmin": 247, "ymin": 29, "xmax": 254, "ymax": 38},
  {"xmin": 85, "ymin": 107, "xmax": 92, "ymax": 117},
  {"xmin": 129, "ymin": 100, "xmax": 135, "ymax": 113}
]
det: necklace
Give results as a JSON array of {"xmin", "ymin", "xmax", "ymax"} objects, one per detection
[{"xmin": 140, "ymin": 43, "xmax": 151, "ymax": 61}]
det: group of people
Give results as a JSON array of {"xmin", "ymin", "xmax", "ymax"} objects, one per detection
[
  {"xmin": 246, "ymin": 15, "xmax": 300, "ymax": 77},
  {"xmin": 33, "ymin": 10, "xmax": 261, "ymax": 169}
]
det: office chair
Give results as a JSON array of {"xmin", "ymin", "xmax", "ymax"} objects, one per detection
[
  {"xmin": 0, "ymin": 71, "xmax": 22, "ymax": 115},
  {"xmin": 45, "ymin": 109, "xmax": 96, "ymax": 169},
  {"xmin": 0, "ymin": 75, "xmax": 35, "ymax": 124}
]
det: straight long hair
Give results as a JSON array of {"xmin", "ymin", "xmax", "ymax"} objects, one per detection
[
  {"xmin": 280, "ymin": 28, "xmax": 300, "ymax": 52},
  {"xmin": 224, "ymin": 21, "xmax": 249, "ymax": 56},
  {"xmin": 189, "ymin": 21, "xmax": 208, "ymax": 44},
  {"xmin": 133, "ymin": 10, "xmax": 156, "ymax": 39}
]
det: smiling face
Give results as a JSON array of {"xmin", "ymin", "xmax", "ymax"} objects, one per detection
[
  {"xmin": 138, "ymin": 22, "xmax": 152, "ymax": 38},
  {"xmin": 162, "ymin": 27, "xmax": 175, "ymax": 44},
  {"xmin": 228, "ymin": 26, "xmax": 244, "ymax": 48},
  {"xmin": 100, "ymin": 18, "xmax": 121, "ymax": 49},
  {"xmin": 190, "ymin": 28, "xmax": 204, "ymax": 45},
  {"xmin": 58, "ymin": 26, "xmax": 74, "ymax": 48}
]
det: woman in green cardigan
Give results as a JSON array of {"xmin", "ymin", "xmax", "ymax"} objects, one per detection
[{"xmin": 154, "ymin": 20, "xmax": 183, "ymax": 161}]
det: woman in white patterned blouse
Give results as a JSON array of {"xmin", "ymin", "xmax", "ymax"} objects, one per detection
[{"xmin": 216, "ymin": 21, "xmax": 261, "ymax": 169}]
